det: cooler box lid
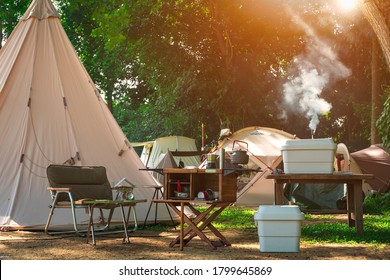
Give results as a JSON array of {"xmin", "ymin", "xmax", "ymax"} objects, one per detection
[
  {"xmin": 281, "ymin": 138, "xmax": 336, "ymax": 151},
  {"xmin": 254, "ymin": 205, "xmax": 304, "ymax": 220}
]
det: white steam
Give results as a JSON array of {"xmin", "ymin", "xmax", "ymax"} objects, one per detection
[{"xmin": 281, "ymin": 9, "xmax": 351, "ymax": 133}]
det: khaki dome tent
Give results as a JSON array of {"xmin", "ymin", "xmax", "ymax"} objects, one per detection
[
  {"xmin": 205, "ymin": 126, "xmax": 297, "ymax": 206},
  {"xmin": 133, "ymin": 135, "xmax": 201, "ymax": 169},
  {"xmin": 0, "ymin": 0, "xmax": 174, "ymax": 229}
]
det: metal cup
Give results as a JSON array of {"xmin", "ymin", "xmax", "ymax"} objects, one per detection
[{"xmin": 219, "ymin": 148, "xmax": 225, "ymax": 169}]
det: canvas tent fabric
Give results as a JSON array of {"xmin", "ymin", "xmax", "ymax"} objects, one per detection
[
  {"xmin": 133, "ymin": 136, "xmax": 201, "ymax": 169},
  {"xmin": 0, "ymin": 0, "xmax": 174, "ymax": 229},
  {"xmin": 210, "ymin": 126, "xmax": 297, "ymax": 206},
  {"xmin": 153, "ymin": 151, "xmax": 178, "ymax": 185},
  {"xmin": 284, "ymin": 183, "xmax": 347, "ymax": 210},
  {"xmin": 350, "ymin": 144, "xmax": 390, "ymax": 194}
]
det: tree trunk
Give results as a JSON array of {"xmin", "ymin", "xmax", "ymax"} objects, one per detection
[
  {"xmin": 359, "ymin": 0, "xmax": 390, "ymax": 70},
  {"xmin": 358, "ymin": 0, "xmax": 389, "ymax": 145},
  {"xmin": 209, "ymin": 0, "xmax": 233, "ymax": 70},
  {"xmin": 371, "ymin": 38, "xmax": 381, "ymax": 144},
  {"xmin": 106, "ymin": 90, "xmax": 113, "ymax": 112}
]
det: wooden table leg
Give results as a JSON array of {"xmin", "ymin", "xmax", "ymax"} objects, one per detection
[
  {"xmin": 347, "ymin": 181, "xmax": 364, "ymax": 234},
  {"xmin": 347, "ymin": 183, "xmax": 355, "ymax": 227},
  {"xmin": 180, "ymin": 202, "xmax": 184, "ymax": 251},
  {"xmin": 168, "ymin": 203, "xmax": 215, "ymax": 249},
  {"xmin": 183, "ymin": 204, "xmax": 215, "ymax": 237},
  {"xmin": 187, "ymin": 204, "xmax": 231, "ymax": 246},
  {"xmin": 167, "ymin": 202, "xmax": 229, "ymax": 249},
  {"xmin": 354, "ymin": 181, "xmax": 364, "ymax": 234},
  {"xmin": 166, "ymin": 202, "xmax": 191, "ymax": 249},
  {"xmin": 274, "ymin": 182, "xmax": 284, "ymax": 205},
  {"xmin": 181, "ymin": 208, "xmax": 217, "ymax": 249}
]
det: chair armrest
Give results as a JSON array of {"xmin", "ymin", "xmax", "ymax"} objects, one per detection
[
  {"xmin": 111, "ymin": 186, "xmax": 137, "ymax": 190},
  {"xmin": 77, "ymin": 199, "xmax": 147, "ymax": 205},
  {"xmin": 48, "ymin": 187, "xmax": 72, "ymax": 191}
]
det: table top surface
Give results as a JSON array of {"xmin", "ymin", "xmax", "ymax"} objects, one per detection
[
  {"xmin": 140, "ymin": 168, "xmax": 261, "ymax": 174},
  {"xmin": 152, "ymin": 199, "xmax": 231, "ymax": 205},
  {"xmin": 266, "ymin": 173, "xmax": 374, "ymax": 180}
]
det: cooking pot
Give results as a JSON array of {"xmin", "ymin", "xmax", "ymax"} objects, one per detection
[{"xmin": 231, "ymin": 140, "xmax": 249, "ymax": 164}]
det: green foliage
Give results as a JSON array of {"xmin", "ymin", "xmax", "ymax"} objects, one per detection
[
  {"xmin": 2, "ymin": 0, "xmax": 388, "ymax": 148},
  {"xmin": 0, "ymin": 0, "xmax": 31, "ymax": 46},
  {"xmin": 83, "ymin": 0, "xmax": 389, "ymax": 146},
  {"xmin": 363, "ymin": 192, "xmax": 390, "ymax": 215}
]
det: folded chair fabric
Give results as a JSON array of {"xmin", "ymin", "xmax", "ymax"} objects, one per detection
[{"xmin": 45, "ymin": 164, "xmax": 146, "ymax": 245}]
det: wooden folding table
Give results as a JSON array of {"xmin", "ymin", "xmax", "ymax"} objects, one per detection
[
  {"xmin": 153, "ymin": 199, "xmax": 231, "ymax": 250},
  {"xmin": 266, "ymin": 173, "xmax": 374, "ymax": 234}
]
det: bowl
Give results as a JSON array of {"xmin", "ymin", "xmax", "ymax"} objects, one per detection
[{"xmin": 174, "ymin": 191, "xmax": 189, "ymax": 198}]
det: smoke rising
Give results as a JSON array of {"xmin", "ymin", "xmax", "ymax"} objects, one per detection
[{"xmin": 281, "ymin": 9, "xmax": 351, "ymax": 134}]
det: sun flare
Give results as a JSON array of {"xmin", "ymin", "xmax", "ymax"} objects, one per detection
[{"xmin": 338, "ymin": 0, "xmax": 358, "ymax": 11}]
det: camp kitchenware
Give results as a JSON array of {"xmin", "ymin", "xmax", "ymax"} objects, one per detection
[
  {"xmin": 197, "ymin": 191, "xmax": 208, "ymax": 199},
  {"xmin": 206, "ymin": 153, "xmax": 217, "ymax": 168},
  {"xmin": 219, "ymin": 148, "xmax": 225, "ymax": 169},
  {"xmin": 197, "ymin": 189, "xmax": 215, "ymax": 200},
  {"xmin": 231, "ymin": 140, "xmax": 249, "ymax": 164},
  {"xmin": 174, "ymin": 191, "xmax": 189, "ymax": 198}
]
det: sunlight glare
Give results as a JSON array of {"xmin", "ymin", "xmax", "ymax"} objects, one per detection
[{"xmin": 338, "ymin": 0, "xmax": 358, "ymax": 11}]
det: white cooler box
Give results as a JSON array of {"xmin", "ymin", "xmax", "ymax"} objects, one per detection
[
  {"xmin": 281, "ymin": 138, "xmax": 336, "ymax": 174},
  {"xmin": 254, "ymin": 205, "xmax": 304, "ymax": 253}
]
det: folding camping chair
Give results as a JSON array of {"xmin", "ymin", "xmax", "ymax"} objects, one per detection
[{"xmin": 44, "ymin": 164, "xmax": 146, "ymax": 245}]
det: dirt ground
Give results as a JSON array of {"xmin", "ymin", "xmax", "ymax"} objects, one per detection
[{"xmin": 1, "ymin": 217, "xmax": 389, "ymax": 260}]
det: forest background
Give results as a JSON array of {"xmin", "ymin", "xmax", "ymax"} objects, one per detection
[{"xmin": 1, "ymin": 0, "xmax": 389, "ymax": 152}]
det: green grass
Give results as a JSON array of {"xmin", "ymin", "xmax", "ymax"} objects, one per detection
[
  {"xmin": 145, "ymin": 205, "xmax": 390, "ymax": 245},
  {"xmin": 224, "ymin": 206, "xmax": 390, "ymax": 245},
  {"xmin": 301, "ymin": 214, "xmax": 390, "ymax": 244}
]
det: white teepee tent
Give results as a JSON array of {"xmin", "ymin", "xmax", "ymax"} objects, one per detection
[{"xmin": 0, "ymin": 0, "xmax": 172, "ymax": 229}]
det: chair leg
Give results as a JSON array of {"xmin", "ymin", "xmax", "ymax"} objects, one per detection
[
  {"xmin": 44, "ymin": 204, "xmax": 56, "ymax": 234},
  {"xmin": 159, "ymin": 187, "xmax": 176, "ymax": 228},
  {"xmin": 87, "ymin": 205, "xmax": 97, "ymax": 245},
  {"xmin": 45, "ymin": 194, "xmax": 83, "ymax": 235},
  {"xmin": 69, "ymin": 204, "xmax": 82, "ymax": 234}
]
